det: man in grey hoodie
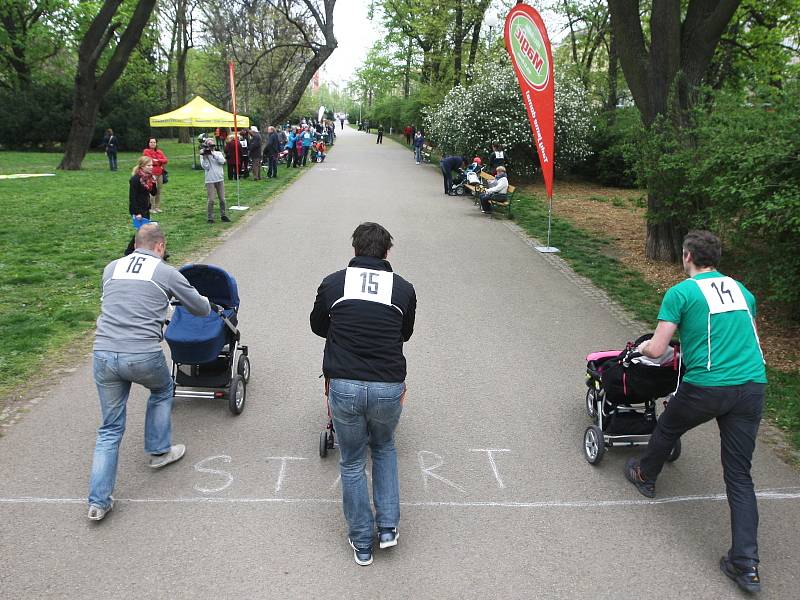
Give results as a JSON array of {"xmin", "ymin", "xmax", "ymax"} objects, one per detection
[
  {"xmin": 87, "ymin": 224, "xmax": 212, "ymax": 521},
  {"xmin": 200, "ymin": 138, "xmax": 230, "ymax": 223}
]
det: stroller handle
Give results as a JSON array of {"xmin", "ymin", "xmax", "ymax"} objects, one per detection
[{"xmin": 171, "ymin": 299, "xmax": 224, "ymax": 314}]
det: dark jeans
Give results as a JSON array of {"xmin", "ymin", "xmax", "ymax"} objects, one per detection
[
  {"xmin": 377, "ymin": 132, "xmax": 383, "ymax": 143},
  {"xmin": 107, "ymin": 151, "xmax": 117, "ymax": 171},
  {"xmin": 440, "ymin": 163, "xmax": 453, "ymax": 193},
  {"xmin": 301, "ymin": 146, "xmax": 310, "ymax": 166},
  {"xmin": 267, "ymin": 154, "xmax": 278, "ymax": 178},
  {"xmin": 640, "ymin": 380, "xmax": 765, "ymax": 567}
]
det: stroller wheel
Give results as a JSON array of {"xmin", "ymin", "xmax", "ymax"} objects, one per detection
[
  {"xmin": 454, "ymin": 186, "xmax": 466, "ymax": 196},
  {"xmin": 227, "ymin": 375, "xmax": 246, "ymax": 415},
  {"xmin": 583, "ymin": 425, "xmax": 605, "ymax": 465},
  {"xmin": 237, "ymin": 354, "xmax": 251, "ymax": 384},
  {"xmin": 319, "ymin": 430, "xmax": 329, "ymax": 458},
  {"xmin": 666, "ymin": 437, "xmax": 682, "ymax": 462},
  {"xmin": 585, "ymin": 388, "xmax": 598, "ymax": 418}
]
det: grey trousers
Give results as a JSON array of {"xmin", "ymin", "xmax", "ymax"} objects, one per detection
[{"xmin": 206, "ymin": 181, "xmax": 226, "ymax": 220}]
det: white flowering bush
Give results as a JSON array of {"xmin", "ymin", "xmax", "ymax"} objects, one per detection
[{"xmin": 423, "ymin": 63, "xmax": 594, "ymax": 175}]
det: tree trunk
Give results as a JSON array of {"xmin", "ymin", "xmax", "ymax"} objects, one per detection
[
  {"xmin": 453, "ymin": 4, "xmax": 463, "ymax": 87},
  {"xmin": 403, "ymin": 35, "xmax": 411, "ymax": 98},
  {"xmin": 58, "ymin": 0, "xmax": 158, "ymax": 170},
  {"xmin": 607, "ymin": 0, "xmax": 742, "ymax": 260},
  {"xmin": 645, "ymin": 217, "xmax": 684, "ymax": 262},
  {"xmin": 176, "ymin": 0, "xmax": 190, "ymax": 143},
  {"xmin": 605, "ymin": 30, "xmax": 619, "ymax": 114},
  {"xmin": 59, "ymin": 87, "xmax": 101, "ymax": 170}
]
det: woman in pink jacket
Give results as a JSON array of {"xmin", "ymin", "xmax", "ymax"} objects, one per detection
[{"xmin": 142, "ymin": 138, "xmax": 169, "ymax": 213}]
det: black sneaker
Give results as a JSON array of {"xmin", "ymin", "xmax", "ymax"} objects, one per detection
[
  {"xmin": 207, "ymin": 219, "xmax": 214, "ymax": 223},
  {"xmin": 221, "ymin": 215, "xmax": 231, "ymax": 222},
  {"xmin": 378, "ymin": 527, "xmax": 398, "ymax": 549},
  {"xmin": 624, "ymin": 458, "xmax": 655, "ymax": 498},
  {"xmin": 720, "ymin": 556, "xmax": 761, "ymax": 593},
  {"xmin": 348, "ymin": 538, "xmax": 373, "ymax": 566}
]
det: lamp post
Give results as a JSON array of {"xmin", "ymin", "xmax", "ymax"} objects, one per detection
[{"xmin": 485, "ymin": 13, "xmax": 500, "ymax": 50}]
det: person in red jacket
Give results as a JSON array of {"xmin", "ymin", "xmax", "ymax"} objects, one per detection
[
  {"xmin": 403, "ymin": 125, "xmax": 412, "ymax": 145},
  {"xmin": 142, "ymin": 138, "xmax": 169, "ymax": 213}
]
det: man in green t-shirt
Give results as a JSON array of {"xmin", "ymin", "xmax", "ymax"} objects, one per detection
[{"xmin": 624, "ymin": 231, "xmax": 766, "ymax": 594}]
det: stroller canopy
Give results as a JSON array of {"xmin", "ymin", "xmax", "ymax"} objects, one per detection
[{"xmin": 180, "ymin": 264, "xmax": 240, "ymax": 309}]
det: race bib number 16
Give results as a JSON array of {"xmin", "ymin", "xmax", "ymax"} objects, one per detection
[
  {"xmin": 112, "ymin": 252, "xmax": 159, "ymax": 281},
  {"xmin": 342, "ymin": 267, "xmax": 394, "ymax": 306}
]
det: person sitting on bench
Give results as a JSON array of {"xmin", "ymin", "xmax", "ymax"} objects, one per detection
[{"xmin": 479, "ymin": 166, "xmax": 509, "ymax": 213}]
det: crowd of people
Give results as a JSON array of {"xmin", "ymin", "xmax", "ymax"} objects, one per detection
[
  {"xmin": 214, "ymin": 118, "xmax": 337, "ymax": 179},
  {"xmin": 116, "ymin": 118, "xmax": 337, "ymax": 254}
]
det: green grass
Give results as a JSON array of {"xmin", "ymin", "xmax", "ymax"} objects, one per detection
[
  {"xmin": 512, "ymin": 190, "xmax": 800, "ymax": 451},
  {"xmin": 512, "ymin": 191, "xmax": 663, "ymax": 323},
  {"xmin": 0, "ymin": 140, "xmax": 306, "ymax": 398}
]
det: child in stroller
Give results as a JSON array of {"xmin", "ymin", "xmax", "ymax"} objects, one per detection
[
  {"xmin": 583, "ymin": 334, "xmax": 683, "ymax": 464},
  {"xmin": 164, "ymin": 264, "xmax": 251, "ymax": 415},
  {"xmin": 451, "ymin": 157, "xmax": 484, "ymax": 196},
  {"xmin": 312, "ymin": 139, "xmax": 326, "ymax": 162}
]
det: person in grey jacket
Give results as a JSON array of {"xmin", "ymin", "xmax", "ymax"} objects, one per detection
[
  {"xmin": 200, "ymin": 138, "xmax": 230, "ymax": 223},
  {"xmin": 87, "ymin": 223, "xmax": 211, "ymax": 521}
]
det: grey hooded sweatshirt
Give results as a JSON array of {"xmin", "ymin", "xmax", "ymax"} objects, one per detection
[{"xmin": 94, "ymin": 249, "xmax": 211, "ymax": 353}]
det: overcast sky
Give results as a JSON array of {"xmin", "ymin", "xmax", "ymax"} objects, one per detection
[{"xmin": 323, "ymin": 1, "xmax": 567, "ymax": 87}]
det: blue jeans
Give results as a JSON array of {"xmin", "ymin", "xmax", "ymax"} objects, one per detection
[
  {"xmin": 107, "ymin": 151, "xmax": 117, "ymax": 171},
  {"xmin": 640, "ymin": 381, "xmax": 765, "ymax": 567},
  {"xmin": 415, "ymin": 146, "xmax": 422, "ymax": 162},
  {"xmin": 88, "ymin": 350, "xmax": 174, "ymax": 508},
  {"xmin": 328, "ymin": 378, "xmax": 404, "ymax": 548}
]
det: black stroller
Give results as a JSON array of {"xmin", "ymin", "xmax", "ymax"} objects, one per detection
[
  {"xmin": 583, "ymin": 334, "xmax": 683, "ymax": 465},
  {"xmin": 319, "ymin": 378, "xmax": 337, "ymax": 457},
  {"xmin": 164, "ymin": 264, "xmax": 250, "ymax": 415}
]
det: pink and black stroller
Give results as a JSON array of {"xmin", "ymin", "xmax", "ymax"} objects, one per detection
[{"xmin": 583, "ymin": 334, "xmax": 683, "ymax": 465}]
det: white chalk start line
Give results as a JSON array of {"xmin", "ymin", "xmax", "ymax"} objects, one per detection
[{"xmin": 1, "ymin": 488, "xmax": 799, "ymax": 509}]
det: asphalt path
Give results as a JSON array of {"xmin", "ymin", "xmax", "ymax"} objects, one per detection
[{"xmin": 1, "ymin": 126, "xmax": 799, "ymax": 599}]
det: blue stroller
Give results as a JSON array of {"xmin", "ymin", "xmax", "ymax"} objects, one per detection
[{"xmin": 164, "ymin": 264, "xmax": 250, "ymax": 414}]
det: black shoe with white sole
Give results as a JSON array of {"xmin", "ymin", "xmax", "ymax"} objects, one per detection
[
  {"xmin": 378, "ymin": 527, "xmax": 398, "ymax": 549},
  {"xmin": 348, "ymin": 538, "xmax": 373, "ymax": 566}
]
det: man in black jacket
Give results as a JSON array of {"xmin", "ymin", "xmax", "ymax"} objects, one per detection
[
  {"xmin": 310, "ymin": 222, "xmax": 417, "ymax": 566},
  {"xmin": 440, "ymin": 155, "xmax": 466, "ymax": 195},
  {"xmin": 265, "ymin": 126, "xmax": 281, "ymax": 179},
  {"xmin": 248, "ymin": 126, "xmax": 262, "ymax": 180}
]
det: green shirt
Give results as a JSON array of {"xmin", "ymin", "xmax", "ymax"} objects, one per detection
[{"xmin": 657, "ymin": 271, "xmax": 766, "ymax": 386}]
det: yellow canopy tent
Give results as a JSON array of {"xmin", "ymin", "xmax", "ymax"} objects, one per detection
[{"xmin": 149, "ymin": 96, "xmax": 250, "ymax": 168}]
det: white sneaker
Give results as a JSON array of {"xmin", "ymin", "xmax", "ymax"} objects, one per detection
[
  {"xmin": 148, "ymin": 444, "xmax": 186, "ymax": 468},
  {"xmin": 416, "ymin": 161, "xmax": 420, "ymax": 165},
  {"xmin": 87, "ymin": 496, "xmax": 114, "ymax": 521}
]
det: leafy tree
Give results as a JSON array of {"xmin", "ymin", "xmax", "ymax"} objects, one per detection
[
  {"xmin": 607, "ymin": 0, "xmax": 745, "ymax": 260},
  {"xmin": 0, "ymin": 0, "xmax": 70, "ymax": 88},
  {"xmin": 424, "ymin": 63, "xmax": 593, "ymax": 174},
  {"xmin": 198, "ymin": 0, "xmax": 338, "ymax": 128},
  {"xmin": 58, "ymin": 0, "xmax": 159, "ymax": 170}
]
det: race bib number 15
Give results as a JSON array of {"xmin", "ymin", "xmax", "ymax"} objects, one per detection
[{"xmin": 341, "ymin": 267, "xmax": 394, "ymax": 306}]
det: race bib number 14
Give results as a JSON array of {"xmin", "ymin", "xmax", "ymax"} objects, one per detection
[
  {"xmin": 341, "ymin": 267, "xmax": 394, "ymax": 306},
  {"xmin": 694, "ymin": 276, "xmax": 748, "ymax": 315}
]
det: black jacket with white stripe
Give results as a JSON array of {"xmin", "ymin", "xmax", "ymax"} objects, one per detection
[{"xmin": 310, "ymin": 255, "xmax": 416, "ymax": 382}]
